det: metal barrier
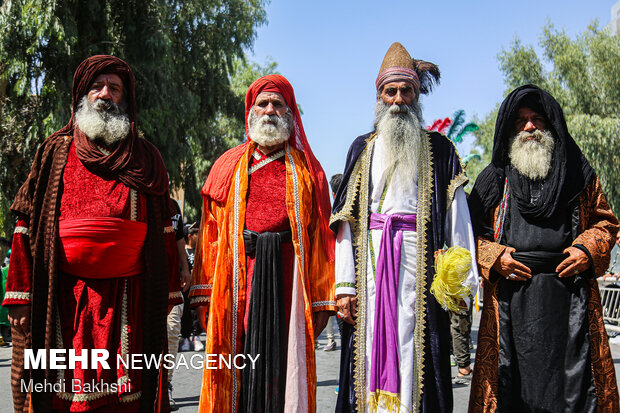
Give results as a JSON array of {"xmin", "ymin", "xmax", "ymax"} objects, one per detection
[{"xmin": 598, "ymin": 279, "xmax": 620, "ymax": 333}]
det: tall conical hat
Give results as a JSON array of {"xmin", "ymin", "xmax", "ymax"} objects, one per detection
[
  {"xmin": 376, "ymin": 42, "xmax": 441, "ymax": 95},
  {"xmin": 379, "ymin": 42, "xmax": 414, "ymax": 73}
]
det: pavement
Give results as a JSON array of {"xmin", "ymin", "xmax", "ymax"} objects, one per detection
[{"xmin": 0, "ymin": 311, "xmax": 619, "ymax": 412}]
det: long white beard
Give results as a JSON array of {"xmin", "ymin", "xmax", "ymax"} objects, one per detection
[
  {"xmin": 374, "ymin": 100, "xmax": 424, "ymax": 183},
  {"xmin": 509, "ymin": 129, "xmax": 555, "ymax": 180},
  {"xmin": 74, "ymin": 96, "xmax": 130, "ymax": 146},
  {"xmin": 247, "ymin": 109, "xmax": 293, "ymax": 148}
]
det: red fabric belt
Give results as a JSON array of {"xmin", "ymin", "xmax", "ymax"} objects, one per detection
[{"xmin": 59, "ymin": 217, "xmax": 147, "ymax": 278}]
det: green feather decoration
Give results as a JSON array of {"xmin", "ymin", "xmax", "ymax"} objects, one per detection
[
  {"xmin": 447, "ymin": 110, "xmax": 465, "ymax": 141},
  {"xmin": 454, "ymin": 122, "xmax": 480, "ymax": 143}
]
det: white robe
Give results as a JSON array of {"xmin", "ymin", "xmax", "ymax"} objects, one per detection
[{"xmin": 335, "ymin": 134, "xmax": 479, "ymax": 412}]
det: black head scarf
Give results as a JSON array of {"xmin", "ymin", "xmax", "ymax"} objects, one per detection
[{"xmin": 469, "ymin": 85, "xmax": 595, "ymax": 234}]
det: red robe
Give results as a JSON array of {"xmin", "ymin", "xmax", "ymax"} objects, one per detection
[
  {"xmin": 4, "ymin": 143, "xmax": 182, "ymax": 412},
  {"xmin": 243, "ymin": 151, "xmax": 294, "ymax": 332}
]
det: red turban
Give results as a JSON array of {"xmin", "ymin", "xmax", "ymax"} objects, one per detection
[
  {"xmin": 48, "ymin": 55, "xmax": 168, "ymax": 195},
  {"xmin": 204, "ymin": 74, "xmax": 335, "ymax": 260}
]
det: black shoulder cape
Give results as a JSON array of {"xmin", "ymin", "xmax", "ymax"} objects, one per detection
[{"xmin": 469, "ymin": 84, "xmax": 595, "ymax": 235}]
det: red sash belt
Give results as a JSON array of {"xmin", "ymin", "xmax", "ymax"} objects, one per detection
[{"xmin": 59, "ymin": 218, "xmax": 147, "ymax": 278}]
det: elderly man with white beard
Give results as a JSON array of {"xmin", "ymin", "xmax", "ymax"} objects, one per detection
[
  {"xmin": 3, "ymin": 55, "xmax": 182, "ymax": 412},
  {"xmin": 468, "ymin": 85, "xmax": 619, "ymax": 412},
  {"xmin": 190, "ymin": 74, "xmax": 335, "ymax": 413},
  {"xmin": 330, "ymin": 42, "xmax": 478, "ymax": 413}
]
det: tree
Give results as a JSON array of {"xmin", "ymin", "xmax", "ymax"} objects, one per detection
[
  {"xmin": 0, "ymin": 0, "xmax": 268, "ymax": 235},
  {"xmin": 471, "ymin": 22, "xmax": 620, "ymax": 213},
  {"xmin": 183, "ymin": 57, "xmax": 279, "ymax": 221}
]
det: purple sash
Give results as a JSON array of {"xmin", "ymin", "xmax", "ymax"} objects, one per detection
[{"xmin": 368, "ymin": 212, "xmax": 417, "ymax": 399}]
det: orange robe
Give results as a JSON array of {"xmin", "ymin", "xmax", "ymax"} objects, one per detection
[{"xmin": 190, "ymin": 141, "xmax": 335, "ymax": 413}]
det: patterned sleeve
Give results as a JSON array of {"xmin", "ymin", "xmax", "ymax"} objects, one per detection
[
  {"xmin": 3, "ymin": 217, "xmax": 33, "ymax": 306},
  {"xmin": 476, "ymin": 238, "xmax": 506, "ymax": 283},
  {"xmin": 474, "ymin": 204, "xmax": 506, "ymax": 283},
  {"xmin": 573, "ymin": 177, "xmax": 619, "ymax": 277}
]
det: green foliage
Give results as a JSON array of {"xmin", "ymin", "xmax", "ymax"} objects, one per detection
[
  {"xmin": 0, "ymin": 192, "xmax": 10, "ymax": 238},
  {"xmin": 471, "ymin": 22, "xmax": 620, "ymax": 213},
  {"xmin": 469, "ymin": 105, "xmax": 499, "ymax": 180},
  {"xmin": 0, "ymin": 0, "xmax": 269, "ymax": 232},
  {"xmin": 464, "ymin": 113, "xmax": 492, "ymax": 193},
  {"xmin": 183, "ymin": 57, "xmax": 279, "ymax": 221},
  {"xmin": 568, "ymin": 114, "xmax": 620, "ymax": 216}
]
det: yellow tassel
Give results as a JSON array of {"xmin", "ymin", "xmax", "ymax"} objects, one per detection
[
  {"xmin": 368, "ymin": 391, "xmax": 404, "ymax": 413},
  {"xmin": 431, "ymin": 246, "xmax": 472, "ymax": 313}
]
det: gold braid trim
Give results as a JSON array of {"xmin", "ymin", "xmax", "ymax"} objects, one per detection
[
  {"xmin": 446, "ymin": 172, "xmax": 468, "ymax": 212},
  {"xmin": 55, "ymin": 305, "xmax": 64, "ymax": 386},
  {"xmin": 119, "ymin": 279, "xmax": 130, "ymax": 384},
  {"xmin": 4, "ymin": 291, "xmax": 31, "ymax": 300},
  {"xmin": 120, "ymin": 391, "xmax": 142, "ymax": 402},
  {"xmin": 347, "ymin": 135, "xmax": 376, "ymax": 412},
  {"xmin": 168, "ymin": 291, "xmax": 183, "ymax": 300},
  {"xmin": 329, "ymin": 134, "xmax": 377, "ymax": 238},
  {"xmin": 190, "ymin": 296, "xmax": 210, "ymax": 304},
  {"xmin": 14, "ymin": 226, "xmax": 29, "ymax": 235},
  {"xmin": 130, "ymin": 189, "xmax": 137, "ymax": 221},
  {"xmin": 412, "ymin": 130, "xmax": 434, "ymax": 412}
]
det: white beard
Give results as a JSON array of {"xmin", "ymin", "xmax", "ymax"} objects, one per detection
[
  {"xmin": 74, "ymin": 96, "xmax": 130, "ymax": 146},
  {"xmin": 374, "ymin": 100, "xmax": 424, "ymax": 184},
  {"xmin": 247, "ymin": 109, "xmax": 293, "ymax": 148},
  {"xmin": 509, "ymin": 129, "xmax": 555, "ymax": 180}
]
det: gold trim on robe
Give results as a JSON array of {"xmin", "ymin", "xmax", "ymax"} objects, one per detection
[{"xmin": 190, "ymin": 141, "xmax": 335, "ymax": 413}]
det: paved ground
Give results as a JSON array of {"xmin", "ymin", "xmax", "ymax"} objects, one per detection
[{"xmin": 0, "ymin": 311, "xmax": 619, "ymax": 412}]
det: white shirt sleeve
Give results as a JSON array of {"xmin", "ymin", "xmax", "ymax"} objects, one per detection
[
  {"xmin": 335, "ymin": 221, "xmax": 357, "ymax": 296},
  {"xmin": 444, "ymin": 186, "xmax": 480, "ymax": 304}
]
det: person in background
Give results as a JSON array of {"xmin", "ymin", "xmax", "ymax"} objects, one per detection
[
  {"xmin": 449, "ymin": 300, "xmax": 473, "ymax": 384},
  {"xmin": 322, "ymin": 173, "xmax": 345, "ymax": 352},
  {"xmin": 180, "ymin": 222, "xmax": 204, "ymax": 352},
  {"xmin": 0, "ymin": 240, "xmax": 11, "ymax": 347},
  {"xmin": 166, "ymin": 198, "xmax": 191, "ymax": 410}
]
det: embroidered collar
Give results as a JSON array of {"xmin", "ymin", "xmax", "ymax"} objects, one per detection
[{"xmin": 248, "ymin": 149, "xmax": 285, "ymax": 175}]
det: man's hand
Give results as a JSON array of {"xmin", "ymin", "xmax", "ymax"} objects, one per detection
[
  {"xmin": 492, "ymin": 247, "xmax": 531, "ymax": 281},
  {"xmin": 312, "ymin": 311, "xmax": 331, "ymax": 339},
  {"xmin": 8, "ymin": 305, "xmax": 30, "ymax": 336},
  {"xmin": 195, "ymin": 304, "xmax": 208, "ymax": 333},
  {"xmin": 556, "ymin": 246, "xmax": 590, "ymax": 277},
  {"xmin": 180, "ymin": 268, "xmax": 191, "ymax": 292},
  {"xmin": 336, "ymin": 294, "xmax": 357, "ymax": 325}
]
